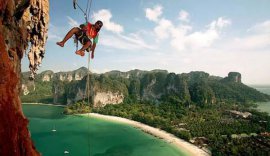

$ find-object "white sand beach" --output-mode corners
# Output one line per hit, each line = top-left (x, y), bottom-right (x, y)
(82, 113), (210, 156)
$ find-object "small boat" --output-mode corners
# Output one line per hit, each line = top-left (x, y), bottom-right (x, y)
(64, 150), (69, 154)
(51, 125), (56, 132)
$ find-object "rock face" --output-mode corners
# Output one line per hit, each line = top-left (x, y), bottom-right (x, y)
(40, 70), (54, 81)
(0, 0), (49, 155)
(24, 0), (49, 79)
(222, 72), (242, 83)
(94, 92), (124, 107)
(31, 67), (88, 82)
(21, 67), (89, 104)
(228, 72), (241, 83)
(21, 68), (270, 107)
(22, 84), (30, 95)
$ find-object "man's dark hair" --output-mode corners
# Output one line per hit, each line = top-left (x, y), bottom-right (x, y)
(96, 20), (103, 27)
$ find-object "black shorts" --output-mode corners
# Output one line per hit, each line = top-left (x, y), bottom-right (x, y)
(75, 28), (91, 45)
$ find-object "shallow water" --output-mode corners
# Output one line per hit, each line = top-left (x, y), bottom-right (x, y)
(256, 101), (270, 114)
(23, 104), (188, 156)
(252, 86), (270, 114)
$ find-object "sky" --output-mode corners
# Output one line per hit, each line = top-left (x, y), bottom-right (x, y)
(21, 0), (270, 85)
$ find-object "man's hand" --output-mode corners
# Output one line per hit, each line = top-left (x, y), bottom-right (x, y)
(90, 43), (96, 59)
(91, 51), (94, 59)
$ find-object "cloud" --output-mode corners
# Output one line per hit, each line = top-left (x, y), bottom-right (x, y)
(67, 16), (79, 27)
(145, 5), (163, 22)
(47, 18), (79, 42)
(176, 18), (230, 50)
(100, 32), (156, 50)
(169, 25), (192, 51)
(231, 35), (270, 50)
(209, 17), (231, 29)
(145, 6), (232, 51)
(248, 20), (270, 33)
(92, 9), (124, 34)
(185, 28), (219, 48)
(48, 33), (61, 41)
(178, 10), (189, 22)
(189, 20), (270, 84)
(147, 10), (231, 51)
(154, 18), (173, 40)
(47, 24), (62, 41)
(220, 20), (270, 51)
(91, 9), (154, 51)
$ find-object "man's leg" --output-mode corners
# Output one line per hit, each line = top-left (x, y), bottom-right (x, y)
(75, 41), (91, 56)
(57, 27), (80, 47)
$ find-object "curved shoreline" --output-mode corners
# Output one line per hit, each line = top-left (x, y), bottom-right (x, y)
(23, 103), (209, 155)
(81, 113), (209, 156)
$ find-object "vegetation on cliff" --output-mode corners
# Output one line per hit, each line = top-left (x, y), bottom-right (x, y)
(63, 101), (90, 115)
(21, 68), (270, 105)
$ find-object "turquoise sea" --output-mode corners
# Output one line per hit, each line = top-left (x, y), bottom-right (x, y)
(251, 85), (270, 114)
(23, 104), (188, 156)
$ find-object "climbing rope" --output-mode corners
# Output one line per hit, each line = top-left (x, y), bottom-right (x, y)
(73, 0), (94, 156)
(86, 51), (91, 156)
(73, 0), (93, 22)
(87, 0), (93, 22)
(73, 0), (93, 58)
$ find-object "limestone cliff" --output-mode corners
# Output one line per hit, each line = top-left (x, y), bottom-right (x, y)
(0, 0), (49, 155)
(227, 72), (242, 83)
(22, 67), (89, 82)
(54, 67), (88, 82)
(24, 0), (49, 79)
(93, 91), (124, 107)
(21, 68), (270, 107)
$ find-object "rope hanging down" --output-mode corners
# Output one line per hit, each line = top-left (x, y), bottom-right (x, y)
(73, 0), (93, 52)
(72, 0), (93, 106)
(73, 0), (93, 22)
(85, 50), (91, 156)
(73, 1), (94, 156)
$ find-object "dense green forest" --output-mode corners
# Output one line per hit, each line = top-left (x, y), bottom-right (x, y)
(93, 102), (270, 155)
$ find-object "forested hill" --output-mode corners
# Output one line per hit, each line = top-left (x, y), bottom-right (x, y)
(21, 68), (270, 106)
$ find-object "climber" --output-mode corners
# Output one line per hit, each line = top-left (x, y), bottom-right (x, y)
(56, 20), (103, 58)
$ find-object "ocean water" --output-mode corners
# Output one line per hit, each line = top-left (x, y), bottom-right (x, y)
(23, 104), (188, 156)
(251, 85), (270, 114)
(252, 85), (270, 95)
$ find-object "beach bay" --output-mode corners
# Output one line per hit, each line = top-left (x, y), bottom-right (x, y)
(23, 104), (188, 156)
